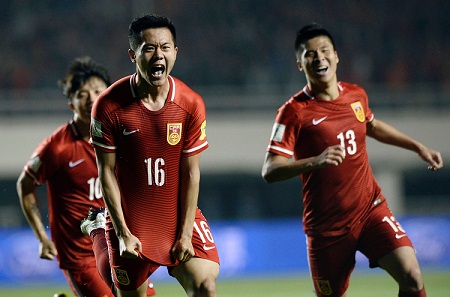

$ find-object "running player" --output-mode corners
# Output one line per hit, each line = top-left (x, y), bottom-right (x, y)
(17, 56), (156, 297)
(262, 23), (443, 297)
(17, 57), (115, 297)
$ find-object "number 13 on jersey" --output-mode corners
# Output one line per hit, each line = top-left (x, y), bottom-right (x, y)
(337, 129), (357, 156)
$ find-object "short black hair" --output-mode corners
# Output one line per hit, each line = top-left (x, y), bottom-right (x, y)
(295, 23), (336, 52)
(128, 14), (177, 51)
(58, 56), (111, 99)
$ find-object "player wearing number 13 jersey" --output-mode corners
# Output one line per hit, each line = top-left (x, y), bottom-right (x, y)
(262, 24), (443, 297)
(267, 82), (379, 237)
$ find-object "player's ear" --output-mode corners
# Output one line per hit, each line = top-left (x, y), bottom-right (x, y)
(297, 60), (303, 72)
(128, 49), (136, 63)
(68, 99), (75, 111)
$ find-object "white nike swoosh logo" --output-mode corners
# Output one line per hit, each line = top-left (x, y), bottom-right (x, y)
(123, 129), (139, 136)
(312, 116), (328, 125)
(395, 234), (407, 239)
(203, 244), (216, 251)
(69, 159), (85, 168)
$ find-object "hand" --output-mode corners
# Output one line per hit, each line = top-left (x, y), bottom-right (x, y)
(314, 145), (346, 168)
(118, 234), (142, 258)
(39, 237), (57, 260)
(171, 237), (195, 262)
(418, 146), (443, 171)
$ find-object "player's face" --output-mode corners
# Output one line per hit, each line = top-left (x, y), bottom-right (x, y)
(296, 36), (339, 86)
(130, 27), (178, 88)
(70, 76), (107, 124)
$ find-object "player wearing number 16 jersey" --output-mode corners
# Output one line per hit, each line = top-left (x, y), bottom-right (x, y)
(91, 14), (219, 297)
(262, 23), (443, 297)
(91, 73), (218, 265)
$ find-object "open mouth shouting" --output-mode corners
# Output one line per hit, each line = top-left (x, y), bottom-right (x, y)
(151, 64), (166, 79)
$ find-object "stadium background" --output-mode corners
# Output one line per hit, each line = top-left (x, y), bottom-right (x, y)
(0, 0), (449, 290)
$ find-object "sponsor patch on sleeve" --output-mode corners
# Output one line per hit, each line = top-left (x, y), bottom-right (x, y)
(200, 120), (207, 140)
(28, 154), (42, 173)
(91, 118), (103, 138)
(270, 123), (286, 142)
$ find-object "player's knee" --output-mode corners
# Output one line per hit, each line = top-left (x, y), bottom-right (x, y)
(194, 277), (217, 297)
(400, 267), (424, 291)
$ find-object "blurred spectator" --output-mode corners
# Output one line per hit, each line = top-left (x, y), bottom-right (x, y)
(0, 0), (448, 92)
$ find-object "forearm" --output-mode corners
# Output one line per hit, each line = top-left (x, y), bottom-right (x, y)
(99, 168), (130, 237)
(367, 119), (424, 153)
(17, 175), (49, 242)
(95, 149), (130, 238)
(178, 170), (199, 241)
(262, 153), (316, 183)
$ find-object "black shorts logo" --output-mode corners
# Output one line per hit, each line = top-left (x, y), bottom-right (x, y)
(114, 268), (130, 285)
(316, 279), (332, 295)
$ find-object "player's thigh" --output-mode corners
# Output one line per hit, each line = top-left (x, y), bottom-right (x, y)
(63, 266), (114, 297)
(171, 257), (219, 289)
(191, 209), (220, 264)
(358, 203), (413, 268)
(170, 211), (220, 290)
(378, 245), (422, 286)
(307, 233), (357, 297)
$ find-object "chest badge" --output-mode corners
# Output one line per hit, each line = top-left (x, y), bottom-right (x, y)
(167, 123), (182, 145)
(350, 101), (365, 122)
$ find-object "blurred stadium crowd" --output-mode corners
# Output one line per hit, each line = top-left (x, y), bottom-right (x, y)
(1, 0), (449, 92)
(0, 0), (449, 226)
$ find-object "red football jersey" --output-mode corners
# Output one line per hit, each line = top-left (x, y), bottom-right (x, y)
(24, 120), (105, 269)
(267, 82), (383, 236)
(91, 74), (208, 265)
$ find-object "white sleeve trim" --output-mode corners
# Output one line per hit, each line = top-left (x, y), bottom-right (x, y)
(183, 141), (208, 154)
(91, 140), (116, 151)
(268, 145), (294, 156)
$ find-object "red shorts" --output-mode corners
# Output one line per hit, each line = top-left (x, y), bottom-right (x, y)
(62, 264), (113, 297)
(107, 209), (220, 291)
(306, 201), (413, 297)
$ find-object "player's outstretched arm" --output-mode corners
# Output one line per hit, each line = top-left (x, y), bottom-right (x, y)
(16, 172), (57, 260)
(366, 118), (443, 171)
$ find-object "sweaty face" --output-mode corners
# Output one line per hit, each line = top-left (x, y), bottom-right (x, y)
(297, 36), (339, 86)
(70, 76), (107, 123)
(132, 28), (178, 87)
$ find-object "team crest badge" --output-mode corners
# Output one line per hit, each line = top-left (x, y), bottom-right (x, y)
(114, 268), (130, 285)
(350, 101), (365, 122)
(167, 123), (182, 145)
(315, 279), (333, 295)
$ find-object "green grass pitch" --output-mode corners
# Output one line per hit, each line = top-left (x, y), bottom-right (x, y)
(0, 270), (448, 296)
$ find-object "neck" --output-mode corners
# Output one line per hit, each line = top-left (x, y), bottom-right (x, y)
(136, 75), (170, 111)
(73, 117), (90, 140)
(308, 80), (339, 101)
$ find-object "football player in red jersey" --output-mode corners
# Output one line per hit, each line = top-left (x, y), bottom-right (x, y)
(17, 57), (156, 297)
(262, 23), (443, 297)
(91, 14), (219, 297)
